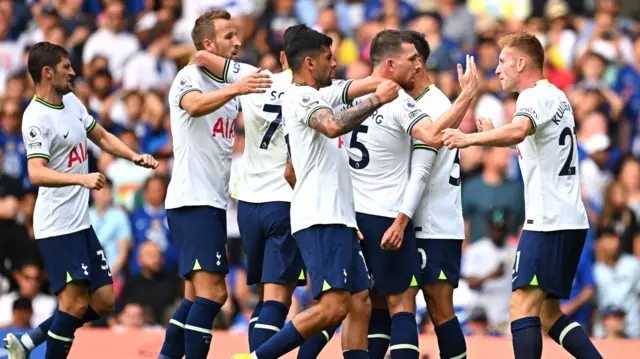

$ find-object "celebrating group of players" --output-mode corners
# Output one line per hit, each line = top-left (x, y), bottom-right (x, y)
(4, 6), (606, 359)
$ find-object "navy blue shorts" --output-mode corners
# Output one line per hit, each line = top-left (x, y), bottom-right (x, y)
(417, 239), (462, 288)
(512, 229), (587, 299)
(294, 224), (370, 299)
(37, 227), (113, 294)
(357, 213), (422, 296)
(237, 201), (305, 286)
(167, 206), (228, 279)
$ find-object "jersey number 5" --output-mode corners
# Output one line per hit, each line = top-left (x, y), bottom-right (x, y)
(349, 125), (370, 169)
(558, 126), (576, 176)
(261, 104), (283, 149)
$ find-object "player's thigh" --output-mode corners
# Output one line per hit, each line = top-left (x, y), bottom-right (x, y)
(37, 229), (96, 296)
(417, 239), (462, 290)
(294, 224), (369, 299)
(356, 212), (421, 297)
(512, 229), (587, 301)
(167, 206), (229, 280)
(85, 227), (115, 294)
(260, 201), (305, 287)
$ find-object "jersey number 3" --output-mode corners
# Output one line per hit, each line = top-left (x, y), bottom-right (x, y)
(261, 104), (283, 149)
(558, 126), (576, 176)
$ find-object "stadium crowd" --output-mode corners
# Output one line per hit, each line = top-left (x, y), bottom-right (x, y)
(0, 0), (639, 345)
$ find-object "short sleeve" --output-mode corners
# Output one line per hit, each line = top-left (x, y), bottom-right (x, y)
(175, 67), (203, 110)
(514, 89), (542, 135)
(395, 94), (429, 135)
(22, 112), (52, 161)
(318, 79), (353, 108)
(223, 59), (259, 84)
(294, 87), (333, 126)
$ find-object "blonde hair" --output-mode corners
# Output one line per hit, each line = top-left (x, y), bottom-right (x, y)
(498, 32), (545, 70)
(191, 9), (232, 50)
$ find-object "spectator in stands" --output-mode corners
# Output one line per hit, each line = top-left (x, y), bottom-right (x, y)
(600, 306), (627, 339)
(0, 144), (22, 223)
(593, 227), (640, 338)
(88, 67), (115, 116)
(255, 0), (300, 57)
(0, 261), (55, 328)
(462, 147), (525, 242)
(616, 155), (640, 219)
(115, 302), (146, 329)
(408, 12), (459, 72)
(82, 0), (140, 83)
(462, 207), (516, 335)
(437, 0), (476, 50)
(0, 2), (24, 95)
(599, 181), (640, 256)
(129, 175), (177, 275)
(0, 99), (29, 189)
(581, 133), (613, 211)
(122, 21), (177, 93)
(90, 178), (132, 278)
(104, 130), (154, 210)
(5, 297), (32, 330)
(19, 3), (59, 48)
(119, 241), (181, 326)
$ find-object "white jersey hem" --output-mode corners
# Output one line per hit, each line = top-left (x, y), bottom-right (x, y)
(522, 224), (590, 232)
(233, 194), (291, 204)
(165, 202), (227, 211)
(415, 234), (465, 240)
(291, 221), (357, 236)
(35, 223), (91, 240)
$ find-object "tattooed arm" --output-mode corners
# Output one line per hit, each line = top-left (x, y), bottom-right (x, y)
(308, 80), (400, 138)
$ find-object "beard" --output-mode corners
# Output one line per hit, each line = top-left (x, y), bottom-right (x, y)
(54, 82), (73, 96)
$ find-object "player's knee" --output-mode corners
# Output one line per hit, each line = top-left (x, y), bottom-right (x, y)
(350, 290), (371, 317)
(192, 271), (228, 303)
(60, 294), (90, 317)
(539, 300), (563, 332)
(510, 287), (544, 321)
(319, 291), (351, 326)
(94, 292), (115, 316)
(424, 285), (455, 325)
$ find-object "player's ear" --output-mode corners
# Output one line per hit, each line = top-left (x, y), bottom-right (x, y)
(304, 56), (315, 70)
(42, 66), (53, 80)
(516, 57), (526, 72)
(202, 38), (214, 52)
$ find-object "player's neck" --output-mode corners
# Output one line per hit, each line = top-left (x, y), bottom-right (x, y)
(34, 84), (63, 106)
(518, 70), (545, 92)
(292, 72), (320, 90)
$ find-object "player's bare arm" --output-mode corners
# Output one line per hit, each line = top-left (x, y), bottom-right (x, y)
(194, 50), (229, 77)
(27, 157), (106, 189)
(180, 69), (271, 118)
(345, 77), (384, 102)
(284, 159), (296, 188)
(410, 55), (479, 147)
(442, 115), (533, 149)
(309, 80), (399, 138)
(87, 123), (159, 169)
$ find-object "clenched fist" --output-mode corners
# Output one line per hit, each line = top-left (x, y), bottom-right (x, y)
(133, 154), (159, 169)
(81, 172), (106, 190)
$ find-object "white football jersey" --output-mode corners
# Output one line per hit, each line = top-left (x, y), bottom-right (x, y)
(222, 59), (353, 204)
(341, 89), (429, 218)
(22, 94), (96, 239)
(165, 64), (239, 210)
(412, 85), (465, 239)
(282, 84), (357, 233)
(514, 79), (589, 231)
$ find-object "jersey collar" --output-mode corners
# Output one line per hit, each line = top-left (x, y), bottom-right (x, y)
(415, 84), (435, 101)
(534, 79), (550, 86)
(33, 95), (64, 110)
(198, 66), (225, 83)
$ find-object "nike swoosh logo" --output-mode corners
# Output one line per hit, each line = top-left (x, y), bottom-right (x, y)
(512, 276), (518, 283)
(63, 131), (69, 138)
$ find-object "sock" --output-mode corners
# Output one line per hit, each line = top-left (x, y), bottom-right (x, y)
(248, 301), (264, 348)
(21, 306), (101, 351)
(548, 314), (602, 359)
(511, 317), (542, 359)
(45, 310), (84, 359)
(343, 349), (369, 358)
(254, 321), (305, 359)
(184, 297), (221, 359)
(296, 325), (338, 359)
(434, 317), (467, 359)
(159, 298), (193, 359)
(389, 312), (419, 359)
(251, 300), (288, 352)
(368, 308), (391, 359)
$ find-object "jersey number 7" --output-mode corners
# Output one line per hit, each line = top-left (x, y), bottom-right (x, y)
(261, 104), (283, 149)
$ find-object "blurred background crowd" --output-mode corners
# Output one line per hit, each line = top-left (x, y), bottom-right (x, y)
(0, 0), (639, 345)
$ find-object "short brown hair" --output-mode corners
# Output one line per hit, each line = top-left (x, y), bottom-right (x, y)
(191, 9), (231, 51)
(498, 32), (544, 70)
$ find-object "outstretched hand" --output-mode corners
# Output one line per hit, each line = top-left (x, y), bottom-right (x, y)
(234, 68), (272, 95)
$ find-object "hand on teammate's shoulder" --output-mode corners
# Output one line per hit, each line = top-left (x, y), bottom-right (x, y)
(374, 80), (400, 104)
(233, 68), (273, 95)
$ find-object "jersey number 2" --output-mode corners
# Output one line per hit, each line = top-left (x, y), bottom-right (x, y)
(349, 125), (370, 169)
(261, 104), (283, 149)
(558, 126), (576, 176)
